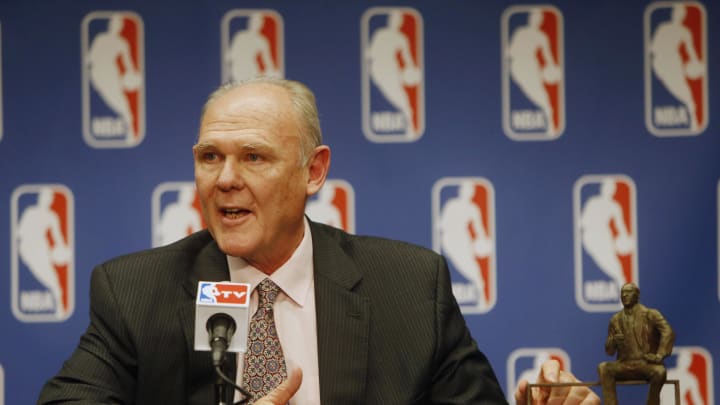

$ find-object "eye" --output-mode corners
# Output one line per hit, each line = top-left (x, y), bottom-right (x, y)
(193, 144), (221, 164)
(246, 153), (262, 162)
(201, 151), (219, 162)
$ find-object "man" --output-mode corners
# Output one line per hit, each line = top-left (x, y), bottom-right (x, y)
(598, 283), (675, 405)
(38, 78), (598, 404)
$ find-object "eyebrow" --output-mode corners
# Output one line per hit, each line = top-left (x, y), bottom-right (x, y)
(192, 142), (213, 151)
(192, 142), (270, 152)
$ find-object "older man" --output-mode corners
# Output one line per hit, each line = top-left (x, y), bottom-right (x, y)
(38, 78), (598, 405)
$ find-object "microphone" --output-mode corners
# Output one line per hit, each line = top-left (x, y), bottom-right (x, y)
(207, 313), (236, 366)
(194, 281), (251, 364)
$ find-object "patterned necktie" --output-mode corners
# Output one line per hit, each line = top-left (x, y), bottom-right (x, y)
(242, 278), (288, 403)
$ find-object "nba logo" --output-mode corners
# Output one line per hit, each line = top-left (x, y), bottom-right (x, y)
(661, 346), (714, 405)
(221, 9), (284, 83)
(502, 5), (565, 140)
(506, 348), (570, 404)
(645, 2), (708, 136)
(574, 175), (638, 312)
(198, 282), (217, 303)
(305, 179), (355, 233)
(10, 184), (75, 322)
(361, 7), (425, 143)
(82, 11), (145, 148)
(152, 182), (206, 247)
(432, 177), (496, 314)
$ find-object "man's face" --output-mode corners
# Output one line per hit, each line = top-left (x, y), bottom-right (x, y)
(620, 285), (639, 308)
(194, 83), (323, 272)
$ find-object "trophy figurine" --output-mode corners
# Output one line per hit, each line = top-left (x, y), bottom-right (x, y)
(598, 283), (675, 405)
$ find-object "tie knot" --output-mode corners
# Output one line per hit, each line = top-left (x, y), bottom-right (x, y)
(256, 278), (280, 306)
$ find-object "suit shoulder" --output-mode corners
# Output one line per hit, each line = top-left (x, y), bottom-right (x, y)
(312, 221), (441, 260)
(95, 230), (215, 277)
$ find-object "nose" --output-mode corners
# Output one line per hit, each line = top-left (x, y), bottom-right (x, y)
(216, 158), (244, 191)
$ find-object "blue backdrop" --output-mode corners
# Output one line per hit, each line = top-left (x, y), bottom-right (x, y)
(0, 1), (718, 404)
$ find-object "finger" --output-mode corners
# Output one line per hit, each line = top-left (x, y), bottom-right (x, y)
(548, 371), (599, 405)
(545, 371), (571, 405)
(537, 359), (561, 384)
(580, 392), (601, 405)
(524, 359), (561, 404)
(513, 379), (528, 405)
(256, 368), (303, 405)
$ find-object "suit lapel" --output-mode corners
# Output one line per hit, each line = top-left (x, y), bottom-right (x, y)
(311, 222), (370, 404)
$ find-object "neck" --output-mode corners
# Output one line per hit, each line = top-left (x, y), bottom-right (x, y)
(247, 221), (306, 275)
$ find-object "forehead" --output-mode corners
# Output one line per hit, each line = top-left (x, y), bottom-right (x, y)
(200, 83), (299, 137)
(621, 286), (638, 294)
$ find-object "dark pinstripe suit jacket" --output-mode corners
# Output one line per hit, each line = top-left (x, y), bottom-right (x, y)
(38, 221), (507, 404)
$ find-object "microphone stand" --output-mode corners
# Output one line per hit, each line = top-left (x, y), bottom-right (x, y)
(212, 353), (251, 405)
(208, 313), (251, 404)
(214, 361), (231, 405)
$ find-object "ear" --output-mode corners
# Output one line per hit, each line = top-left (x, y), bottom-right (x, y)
(306, 145), (331, 196)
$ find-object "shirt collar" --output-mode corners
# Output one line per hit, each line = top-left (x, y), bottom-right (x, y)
(226, 218), (314, 307)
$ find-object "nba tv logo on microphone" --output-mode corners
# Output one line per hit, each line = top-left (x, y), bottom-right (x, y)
(432, 177), (496, 314)
(644, 2), (707, 136)
(573, 175), (638, 312)
(501, 5), (565, 140)
(81, 11), (145, 148)
(198, 282), (249, 305)
(361, 7), (425, 143)
(10, 184), (75, 322)
(195, 282), (250, 353)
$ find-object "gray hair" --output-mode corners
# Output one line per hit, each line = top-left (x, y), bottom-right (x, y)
(200, 77), (323, 166)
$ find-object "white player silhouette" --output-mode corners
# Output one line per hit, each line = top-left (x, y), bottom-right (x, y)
(439, 182), (492, 309)
(227, 13), (280, 82)
(305, 186), (343, 230)
(17, 187), (70, 317)
(87, 13), (141, 142)
(157, 186), (202, 246)
(366, 10), (421, 137)
(650, 4), (705, 131)
(580, 179), (635, 290)
(661, 349), (705, 405)
(507, 8), (562, 136)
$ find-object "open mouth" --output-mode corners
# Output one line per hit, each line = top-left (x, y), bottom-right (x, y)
(221, 208), (251, 219)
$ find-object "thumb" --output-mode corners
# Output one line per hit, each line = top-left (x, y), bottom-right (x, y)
(255, 368), (303, 405)
(526, 359), (561, 405)
(538, 359), (560, 383)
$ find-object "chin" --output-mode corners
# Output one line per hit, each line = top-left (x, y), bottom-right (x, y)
(215, 237), (256, 258)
